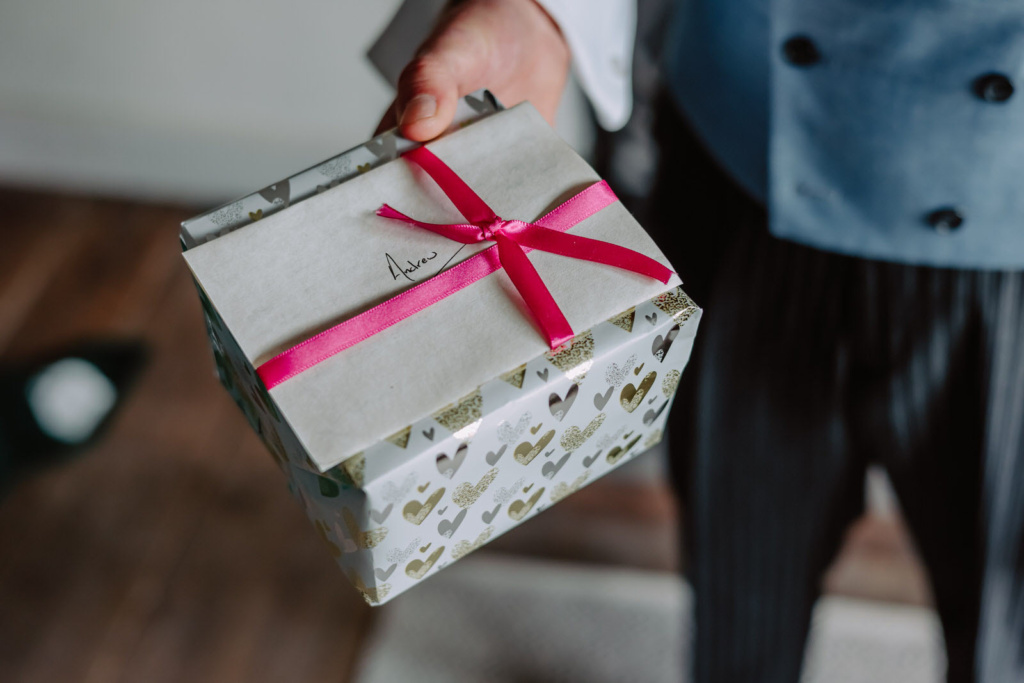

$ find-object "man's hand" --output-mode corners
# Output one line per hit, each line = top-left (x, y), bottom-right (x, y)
(376, 0), (571, 141)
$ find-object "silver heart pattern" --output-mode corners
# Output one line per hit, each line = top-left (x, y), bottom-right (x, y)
(548, 384), (578, 421)
(436, 443), (468, 479)
(652, 325), (680, 362)
(492, 478), (526, 506)
(422, 427), (435, 441)
(486, 444), (507, 465)
(465, 90), (499, 112)
(537, 368), (549, 382)
(542, 452), (572, 479)
(257, 179), (291, 208)
(594, 386), (614, 410)
(643, 401), (669, 425)
(604, 355), (637, 388)
(369, 503), (393, 524)
(365, 133), (398, 160)
(380, 473), (416, 504)
(497, 414), (531, 445)
(438, 509), (468, 538)
(646, 312), (657, 325)
(482, 504), (502, 523)
(386, 539), (420, 565)
(375, 564), (397, 581)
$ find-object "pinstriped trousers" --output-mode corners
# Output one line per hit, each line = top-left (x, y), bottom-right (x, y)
(651, 101), (1024, 683)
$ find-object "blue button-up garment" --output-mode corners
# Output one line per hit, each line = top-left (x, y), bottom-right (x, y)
(667, 0), (1024, 269)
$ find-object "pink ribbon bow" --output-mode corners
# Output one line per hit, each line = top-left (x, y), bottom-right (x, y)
(256, 146), (672, 389)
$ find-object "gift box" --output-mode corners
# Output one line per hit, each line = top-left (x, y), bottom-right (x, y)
(181, 92), (701, 605)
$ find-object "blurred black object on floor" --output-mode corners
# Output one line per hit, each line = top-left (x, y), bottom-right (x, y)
(0, 340), (147, 494)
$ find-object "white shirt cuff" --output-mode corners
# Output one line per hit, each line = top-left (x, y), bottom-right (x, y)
(536, 0), (636, 130)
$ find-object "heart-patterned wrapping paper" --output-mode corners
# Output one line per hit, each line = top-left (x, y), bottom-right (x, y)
(181, 95), (701, 605)
(196, 278), (699, 605)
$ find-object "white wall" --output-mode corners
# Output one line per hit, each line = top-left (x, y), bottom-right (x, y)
(0, 0), (592, 204)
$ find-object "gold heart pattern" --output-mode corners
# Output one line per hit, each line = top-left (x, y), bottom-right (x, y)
(508, 487), (545, 521)
(385, 425), (412, 448)
(342, 508), (388, 549)
(341, 453), (365, 488)
(452, 468), (499, 508)
(514, 429), (556, 465)
(403, 488), (446, 525)
(607, 306), (635, 333)
(499, 364), (527, 388)
(606, 433), (643, 465)
(348, 570), (390, 605)
(662, 369), (681, 397)
(559, 413), (606, 451)
(550, 472), (589, 504)
(652, 288), (699, 322)
(405, 545), (445, 579)
(544, 331), (595, 382)
(432, 390), (483, 434)
(620, 371), (658, 413)
(451, 527), (495, 561)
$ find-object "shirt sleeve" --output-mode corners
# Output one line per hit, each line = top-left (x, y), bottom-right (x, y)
(367, 0), (637, 131)
(534, 0), (637, 130)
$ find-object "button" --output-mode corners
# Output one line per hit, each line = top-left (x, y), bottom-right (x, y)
(782, 36), (821, 66)
(973, 73), (1014, 103)
(926, 208), (964, 233)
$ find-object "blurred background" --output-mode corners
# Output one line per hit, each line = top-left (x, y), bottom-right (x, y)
(0, 1), (945, 681)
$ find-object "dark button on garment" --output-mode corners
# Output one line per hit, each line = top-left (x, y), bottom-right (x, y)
(926, 208), (965, 233)
(973, 73), (1015, 103)
(782, 36), (821, 67)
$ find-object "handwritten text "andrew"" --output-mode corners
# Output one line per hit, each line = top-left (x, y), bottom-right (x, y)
(386, 251), (438, 282)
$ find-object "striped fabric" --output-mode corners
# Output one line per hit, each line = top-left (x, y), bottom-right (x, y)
(650, 98), (1024, 683)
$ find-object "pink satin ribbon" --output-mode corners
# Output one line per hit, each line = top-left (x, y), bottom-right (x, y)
(257, 146), (672, 389)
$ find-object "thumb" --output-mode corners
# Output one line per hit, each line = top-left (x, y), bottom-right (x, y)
(394, 54), (461, 142)
(394, 12), (493, 142)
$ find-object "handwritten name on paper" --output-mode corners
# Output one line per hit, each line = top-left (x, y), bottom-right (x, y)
(386, 251), (439, 282)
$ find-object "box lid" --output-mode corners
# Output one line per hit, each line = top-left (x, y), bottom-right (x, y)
(183, 103), (680, 472)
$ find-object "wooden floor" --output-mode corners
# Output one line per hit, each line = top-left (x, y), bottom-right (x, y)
(0, 188), (931, 683)
(0, 189), (380, 683)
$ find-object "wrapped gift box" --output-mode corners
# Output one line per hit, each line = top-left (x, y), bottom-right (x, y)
(181, 93), (701, 605)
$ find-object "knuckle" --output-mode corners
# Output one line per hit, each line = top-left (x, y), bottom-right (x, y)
(399, 55), (446, 89)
